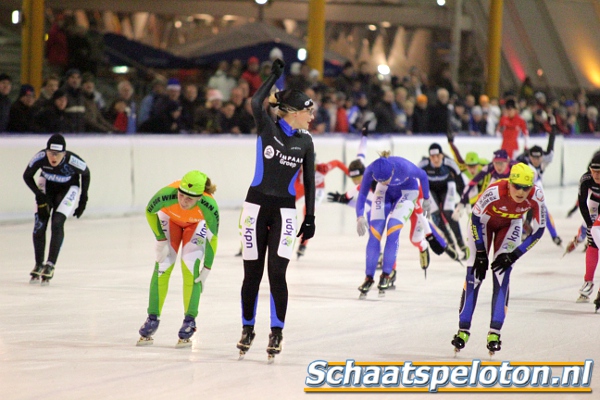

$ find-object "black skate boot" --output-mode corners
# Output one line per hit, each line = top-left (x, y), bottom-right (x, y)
(451, 330), (470, 354)
(377, 273), (393, 297)
(267, 329), (283, 363)
(594, 291), (600, 313)
(420, 248), (430, 278)
(137, 314), (160, 346)
(176, 316), (196, 348)
(358, 276), (374, 299)
(552, 236), (563, 247)
(486, 332), (502, 356)
(296, 244), (306, 259)
(30, 263), (44, 284)
(40, 263), (55, 286)
(237, 325), (256, 359)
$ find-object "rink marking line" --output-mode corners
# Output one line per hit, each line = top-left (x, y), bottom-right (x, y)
(304, 387), (592, 393)
(326, 361), (587, 366)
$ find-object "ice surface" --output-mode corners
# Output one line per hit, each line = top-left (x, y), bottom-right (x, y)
(0, 186), (598, 400)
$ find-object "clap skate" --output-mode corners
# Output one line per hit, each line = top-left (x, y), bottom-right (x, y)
(237, 326), (256, 360)
(40, 263), (55, 286)
(420, 249), (430, 279)
(594, 292), (600, 313)
(137, 315), (160, 346)
(266, 331), (283, 364)
(486, 332), (502, 357)
(175, 316), (196, 348)
(296, 244), (306, 259)
(451, 330), (470, 355)
(30, 263), (44, 284)
(358, 276), (375, 299)
(377, 270), (396, 297)
(577, 281), (594, 303)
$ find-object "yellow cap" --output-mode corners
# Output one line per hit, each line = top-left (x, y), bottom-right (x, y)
(509, 163), (534, 186)
(179, 170), (207, 196)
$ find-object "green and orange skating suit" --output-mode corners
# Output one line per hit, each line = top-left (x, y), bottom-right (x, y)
(145, 181), (219, 318)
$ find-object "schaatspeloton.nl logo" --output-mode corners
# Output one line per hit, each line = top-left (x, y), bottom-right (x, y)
(304, 359), (593, 393)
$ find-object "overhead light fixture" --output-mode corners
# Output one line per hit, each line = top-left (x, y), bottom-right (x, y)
(112, 66), (130, 74)
(12, 10), (20, 24)
(437, 0), (446, 5)
(255, 0), (268, 5)
(378, 64), (390, 75)
(298, 48), (307, 61)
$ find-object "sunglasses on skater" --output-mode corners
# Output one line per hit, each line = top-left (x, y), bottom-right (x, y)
(512, 183), (533, 191)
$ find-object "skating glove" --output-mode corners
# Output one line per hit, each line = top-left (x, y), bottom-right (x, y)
(361, 127), (369, 137)
(357, 216), (369, 236)
(491, 252), (518, 274)
(327, 191), (349, 204)
(271, 59), (285, 79)
(422, 198), (431, 218)
(73, 195), (87, 218)
(155, 240), (169, 263)
(473, 250), (488, 281)
(194, 267), (211, 292)
(35, 192), (48, 206)
(425, 234), (445, 255)
(452, 203), (465, 221)
(297, 215), (315, 240)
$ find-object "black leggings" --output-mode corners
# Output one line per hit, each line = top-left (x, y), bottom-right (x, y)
(241, 203), (293, 330)
(33, 189), (69, 265)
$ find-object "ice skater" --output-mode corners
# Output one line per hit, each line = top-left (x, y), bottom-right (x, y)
(237, 58), (316, 362)
(355, 152), (431, 298)
(137, 170), (219, 347)
(451, 163), (546, 355)
(23, 134), (90, 285)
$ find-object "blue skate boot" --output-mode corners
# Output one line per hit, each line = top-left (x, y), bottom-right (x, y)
(176, 316), (196, 348)
(137, 314), (160, 346)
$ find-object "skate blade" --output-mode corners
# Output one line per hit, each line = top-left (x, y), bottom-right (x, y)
(29, 278), (41, 284)
(40, 280), (50, 286)
(358, 292), (367, 300)
(576, 296), (590, 303)
(136, 337), (154, 346)
(378, 290), (386, 297)
(267, 354), (275, 364)
(238, 350), (247, 360)
(175, 339), (192, 348)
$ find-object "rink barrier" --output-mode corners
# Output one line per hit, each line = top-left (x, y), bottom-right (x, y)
(0, 134), (596, 222)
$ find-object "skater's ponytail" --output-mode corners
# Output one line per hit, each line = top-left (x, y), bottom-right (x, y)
(204, 177), (217, 195)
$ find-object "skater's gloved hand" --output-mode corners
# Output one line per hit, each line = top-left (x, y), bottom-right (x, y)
(297, 215), (315, 240)
(422, 198), (431, 218)
(361, 127), (369, 137)
(271, 59), (285, 78)
(35, 192), (49, 206)
(194, 267), (211, 292)
(473, 250), (488, 280)
(452, 203), (465, 221)
(426, 234), (445, 255)
(327, 191), (349, 204)
(357, 216), (369, 236)
(491, 252), (518, 274)
(155, 240), (169, 263)
(73, 195), (87, 218)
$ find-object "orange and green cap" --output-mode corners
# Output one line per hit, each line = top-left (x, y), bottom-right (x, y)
(179, 170), (207, 197)
(509, 163), (534, 186)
